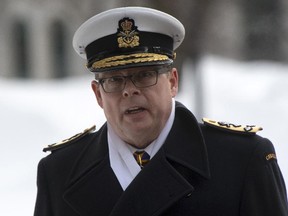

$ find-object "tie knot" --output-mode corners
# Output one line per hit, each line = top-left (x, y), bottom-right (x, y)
(133, 151), (150, 168)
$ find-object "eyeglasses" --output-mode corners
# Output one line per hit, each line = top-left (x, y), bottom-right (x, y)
(96, 65), (172, 93)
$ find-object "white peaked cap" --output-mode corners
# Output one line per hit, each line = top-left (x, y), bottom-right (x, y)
(73, 7), (185, 72)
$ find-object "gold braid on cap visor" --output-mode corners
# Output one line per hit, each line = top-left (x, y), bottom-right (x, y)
(89, 53), (170, 70)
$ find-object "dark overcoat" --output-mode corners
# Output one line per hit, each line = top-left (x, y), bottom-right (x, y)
(34, 102), (288, 216)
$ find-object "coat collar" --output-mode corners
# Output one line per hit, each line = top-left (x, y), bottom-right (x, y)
(164, 101), (210, 179)
(63, 102), (210, 216)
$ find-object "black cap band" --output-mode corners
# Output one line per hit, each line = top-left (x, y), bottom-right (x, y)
(85, 31), (174, 69)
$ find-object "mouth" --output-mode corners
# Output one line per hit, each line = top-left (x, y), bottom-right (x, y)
(125, 107), (146, 114)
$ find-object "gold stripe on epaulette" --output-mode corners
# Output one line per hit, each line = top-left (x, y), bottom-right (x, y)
(202, 118), (263, 134)
(266, 153), (277, 161)
(43, 125), (96, 152)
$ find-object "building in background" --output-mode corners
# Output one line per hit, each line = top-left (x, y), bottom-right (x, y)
(0, 0), (288, 79)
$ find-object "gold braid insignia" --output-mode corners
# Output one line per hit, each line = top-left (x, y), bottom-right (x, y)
(91, 53), (169, 70)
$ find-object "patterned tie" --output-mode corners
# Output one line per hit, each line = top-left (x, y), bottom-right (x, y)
(133, 151), (150, 168)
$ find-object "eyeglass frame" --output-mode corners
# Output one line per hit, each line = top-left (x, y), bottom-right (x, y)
(95, 64), (173, 93)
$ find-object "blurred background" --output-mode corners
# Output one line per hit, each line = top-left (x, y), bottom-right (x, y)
(0, 0), (287, 215)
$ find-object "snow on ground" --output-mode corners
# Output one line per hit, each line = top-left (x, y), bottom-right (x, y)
(0, 56), (287, 215)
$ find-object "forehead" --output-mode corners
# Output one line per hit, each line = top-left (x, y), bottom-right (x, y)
(96, 65), (160, 78)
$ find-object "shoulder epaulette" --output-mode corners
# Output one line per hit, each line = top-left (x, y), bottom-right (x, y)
(43, 125), (96, 152)
(202, 118), (263, 135)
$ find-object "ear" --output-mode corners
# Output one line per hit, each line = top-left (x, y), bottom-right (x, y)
(91, 80), (104, 108)
(169, 68), (179, 97)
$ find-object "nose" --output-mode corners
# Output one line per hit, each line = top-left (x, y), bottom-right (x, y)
(122, 79), (141, 97)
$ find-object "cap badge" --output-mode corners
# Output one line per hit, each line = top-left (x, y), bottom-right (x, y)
(117, 18), (140, 48)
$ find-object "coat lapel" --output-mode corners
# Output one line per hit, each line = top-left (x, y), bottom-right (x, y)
(109, 149), (195, 216)
(63, 124), (123, 216)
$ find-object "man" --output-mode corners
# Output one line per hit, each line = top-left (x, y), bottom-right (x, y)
(34, 6), (288, 216)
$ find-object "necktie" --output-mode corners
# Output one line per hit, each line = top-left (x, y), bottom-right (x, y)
(133, 151), (150, 168)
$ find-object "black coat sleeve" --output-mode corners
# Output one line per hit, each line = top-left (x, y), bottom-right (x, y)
(240, 138), (288, 216)
(34, 158), (53, 216)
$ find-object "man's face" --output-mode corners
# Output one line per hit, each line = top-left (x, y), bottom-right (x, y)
(91, 65), (178, 148)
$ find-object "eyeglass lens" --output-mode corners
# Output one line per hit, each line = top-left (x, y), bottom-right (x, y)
(100, 70), (157, 93)
(99, 66), (171, 93)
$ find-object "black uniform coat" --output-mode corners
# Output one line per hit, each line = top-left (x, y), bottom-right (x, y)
(34, 102), (288, 216)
